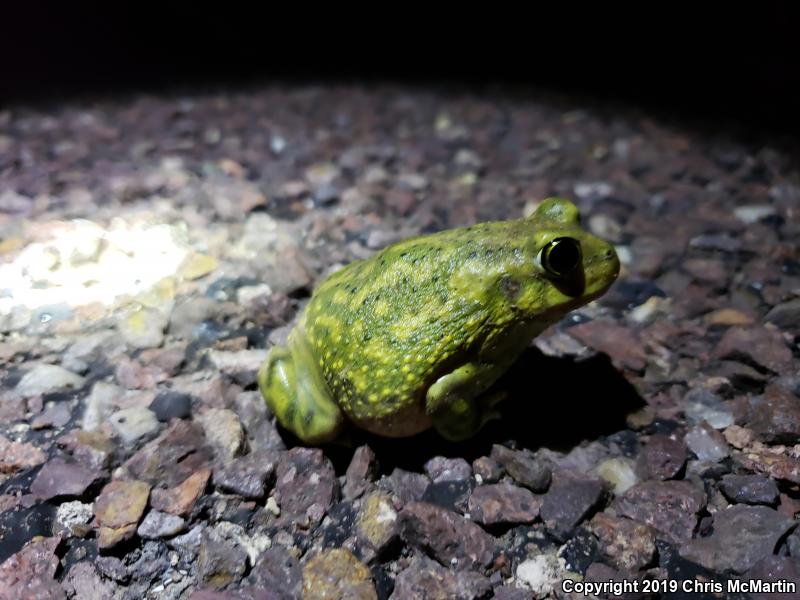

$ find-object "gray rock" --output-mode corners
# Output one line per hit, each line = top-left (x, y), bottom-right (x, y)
(109, 407), (160, 444)
(719, 474), (779, 506)
(30, 457), (104, 500)
(95, 556), (128, 582)
(467, 483), (541, 526)
(198, 526), (249, 589)
(635, 434), (687, 480)
(490, 444), (552, 492)
(613, 480), (706, 544)
(343, 445), (379, 500)
(248, 546), (301, 599)
(61, 562), (122, 600)
(765, 299), (800, 330)
(149, 391), (193, 421)
(118, 307), (169, 349)
(234, 391), (286, 452)
(167, 525), (205, 560)
(423, 456), (472, 483)
(682, 388), (735, 429)
(685, 422), (730, 462)
(390, 556), (491, 600)
(169, 297), (220, 339)
(136, 510), (186, 539)
(680, 505), (795, 573)
(213, 450), (280, 499)
(399, 501), (497, 570)
(82, 381), (122, 432)
(197, 408), (245, 462)
(15, 363), (85, 397)
(539, 469), (605, 541)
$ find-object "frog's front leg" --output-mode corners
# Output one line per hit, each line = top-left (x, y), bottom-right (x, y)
(425, 361), (505, 441)
(258, 332), (344, 444)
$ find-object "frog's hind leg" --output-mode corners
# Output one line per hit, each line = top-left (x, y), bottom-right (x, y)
(258, 338), (344, 444)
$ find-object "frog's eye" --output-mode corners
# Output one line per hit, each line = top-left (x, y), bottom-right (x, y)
(540, 237), (582, 277)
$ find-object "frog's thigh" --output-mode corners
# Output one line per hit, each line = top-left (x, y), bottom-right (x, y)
(259, 344), (344, 444)
(426, 362), (501, 441)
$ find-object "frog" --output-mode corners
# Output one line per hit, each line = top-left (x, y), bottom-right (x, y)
(258, 197), (620, 444)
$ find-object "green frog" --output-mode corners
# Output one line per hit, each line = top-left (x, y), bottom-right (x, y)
(258, 198), (620, 443)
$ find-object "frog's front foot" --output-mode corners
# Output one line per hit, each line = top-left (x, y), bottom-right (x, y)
(259, 341), (344, 445)
(425, 363), (505, 442)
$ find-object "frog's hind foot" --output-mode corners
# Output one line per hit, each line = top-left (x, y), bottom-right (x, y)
(259, 344), (344, 445)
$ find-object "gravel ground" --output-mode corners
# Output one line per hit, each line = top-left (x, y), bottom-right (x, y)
(0, 86), (798, 599)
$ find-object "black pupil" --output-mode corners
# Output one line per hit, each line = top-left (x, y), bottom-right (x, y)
(547, 238), (580, 274)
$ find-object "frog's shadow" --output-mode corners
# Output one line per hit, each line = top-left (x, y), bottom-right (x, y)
(323, 347), (646, 475)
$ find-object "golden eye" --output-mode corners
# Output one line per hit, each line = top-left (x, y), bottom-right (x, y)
(540, 237), (582, 276)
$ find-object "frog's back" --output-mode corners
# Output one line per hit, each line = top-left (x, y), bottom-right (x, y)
(299, 221), (526, 433)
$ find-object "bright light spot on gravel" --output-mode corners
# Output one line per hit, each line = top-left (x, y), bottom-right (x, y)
(0, 218), (189, 313)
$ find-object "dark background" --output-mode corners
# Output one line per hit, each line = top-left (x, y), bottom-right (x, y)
(2, 5), (799, 141)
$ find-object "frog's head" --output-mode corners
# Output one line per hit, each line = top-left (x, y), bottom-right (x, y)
(512, 197), (620, 321)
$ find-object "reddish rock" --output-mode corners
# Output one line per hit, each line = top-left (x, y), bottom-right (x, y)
(472, 456), (503, 483)
(0, 536), (63, 600)
(424, 456), (472, 483)
(212, 450), (280, 499)
(467, 483), (541, 526)
(587, 512), (656, 571)
(122, 419), (211, 486)
(392, 556), (491, 600)
(342, 445), (379, 500)
(737, 383), (800, 445)
(713, 325), (793, 375)
(613, 480), (706, 543)
(150, 467), (211, 516)
(0, 435), (46, 474)
(635, 434), (687, 480)
(568, 320), (648, 371)
(399, 501), (497, 570)
(734, 445), (800, 484)
(56, 429), (114, 470)
(274, 448), (338, 528)
(539, 469), (605, 541)
(30, 457), (104, 500)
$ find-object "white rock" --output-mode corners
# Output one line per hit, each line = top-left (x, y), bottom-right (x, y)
(15, 363), (85, 397)
(734, 204), (776, 224)
(57, 500), (93, 531)
(515, 552), (564, 598)
(109, 406), (159, 444)
(83, 381), (123, 432)
(594, 457), (638, 496)
(208, 349), (268, 374)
